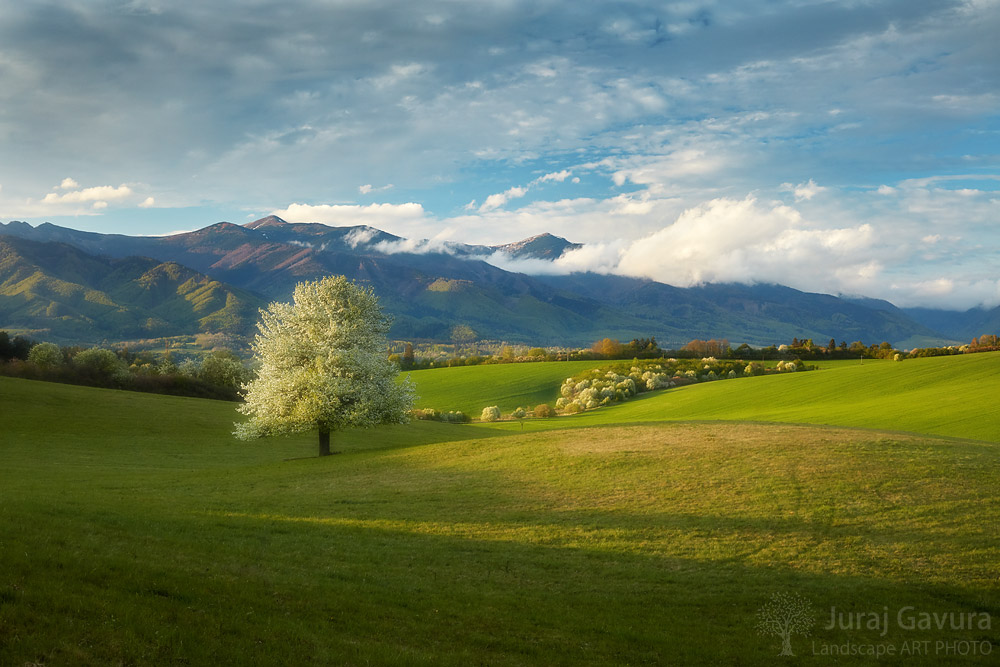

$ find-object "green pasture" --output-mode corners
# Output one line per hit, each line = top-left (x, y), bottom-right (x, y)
(406, 360), (600, 415)
(415, 353), (1000, 443)
(1, 353), (998, 664)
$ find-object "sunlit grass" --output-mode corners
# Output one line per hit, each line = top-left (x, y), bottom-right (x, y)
(1, 355), (999, 664)
(471, 353), (1000, 442)
(404, 359), (603, 415)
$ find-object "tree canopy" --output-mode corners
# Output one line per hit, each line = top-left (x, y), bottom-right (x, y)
(234, 276), (414, 456)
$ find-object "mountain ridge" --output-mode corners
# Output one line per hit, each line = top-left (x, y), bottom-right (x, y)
(0, 235), (263, 342)
(0, 217), (984, 346)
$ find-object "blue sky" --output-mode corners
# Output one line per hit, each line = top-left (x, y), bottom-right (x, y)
(1, 0), (998, 309)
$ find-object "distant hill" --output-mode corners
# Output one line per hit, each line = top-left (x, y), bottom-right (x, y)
(0, 236), (263, 342)
(0, 217), (972, 347)
(902, 305), (1000, 343)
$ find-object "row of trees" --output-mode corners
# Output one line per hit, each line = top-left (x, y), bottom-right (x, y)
(0, 334), (252, 400)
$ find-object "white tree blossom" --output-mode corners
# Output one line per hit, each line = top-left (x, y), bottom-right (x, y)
(234, 275), (414, 456)
(481, 405), (501, 422)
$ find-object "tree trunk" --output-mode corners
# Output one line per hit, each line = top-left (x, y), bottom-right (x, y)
(318, 426), (331, 457)
(779, 633), (794, 656)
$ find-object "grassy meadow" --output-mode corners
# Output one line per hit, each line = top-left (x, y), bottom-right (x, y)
(406, 360), (602, 416)
(1, 353), (998, 664)
(413, 353), (1000, 442)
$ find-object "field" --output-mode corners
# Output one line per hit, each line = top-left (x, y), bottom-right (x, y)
(410, 354), (1000, 442)
(1, 354), (998, 664)
(406, 360), (602, 415)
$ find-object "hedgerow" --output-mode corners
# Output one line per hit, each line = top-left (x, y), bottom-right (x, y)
(556, 357), (808, 414)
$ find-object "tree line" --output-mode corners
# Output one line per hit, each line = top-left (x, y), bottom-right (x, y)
(0, 332), (251, 400)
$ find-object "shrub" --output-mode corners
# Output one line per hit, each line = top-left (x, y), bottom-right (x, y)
(480, 405), (501, 422)
(511, 407), (527, 419)
(534, 403), (554, 418)
(73, 348), (129, 384)
(441, 411), (469, 423)
(411, 408), (469, 423)
(28, 342), (63, 369)
(199, 351), (253, 390)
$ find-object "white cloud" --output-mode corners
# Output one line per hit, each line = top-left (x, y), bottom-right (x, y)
(372, 233), (458, 256)
(781, 178), (827, 201)
(537, 170), (571, 183)
(0, 181), (154, 217)
(471, 195), (891, 303)
(344, 226), (379, 248)
(43, 184), (133, 204)
(479, 186), (527, 212)
(359, 183), (393, 195)
(476, 170), (575, 214)
(271, 202), (429, 235)
(139, 196), (156, 208)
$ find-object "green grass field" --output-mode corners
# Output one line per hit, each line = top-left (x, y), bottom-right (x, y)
(406, 360), (601, 415)
(414, 353), (1000, 443)
(1, 354), (998, 664)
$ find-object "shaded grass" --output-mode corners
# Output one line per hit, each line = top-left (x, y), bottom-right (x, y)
(1, 375), (998, 664)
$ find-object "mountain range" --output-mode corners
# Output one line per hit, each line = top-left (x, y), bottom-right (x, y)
(0, 216), (993, 348)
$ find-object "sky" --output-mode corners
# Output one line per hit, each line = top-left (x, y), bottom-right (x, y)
(1, 0), (998, 310)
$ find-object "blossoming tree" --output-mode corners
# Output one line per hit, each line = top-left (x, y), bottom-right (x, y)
(234, 276), (414, 456)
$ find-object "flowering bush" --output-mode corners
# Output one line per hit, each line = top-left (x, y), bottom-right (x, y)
(554, 355), (810, 414)
(412, 408), (469, 423)
(481, 405), (501, 422)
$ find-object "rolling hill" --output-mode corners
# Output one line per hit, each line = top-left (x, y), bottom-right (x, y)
(404, 351), (1000, 442)
(1, 352), (997, 664)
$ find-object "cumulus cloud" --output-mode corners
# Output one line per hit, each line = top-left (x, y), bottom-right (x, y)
(468, 194), (947, 306)
(479, 186), (527, 213)
(43, 184), (134, 204)
(537, 170), (571, 183)
(0, 181), (156, 217)
(272, 202), (428, 228)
